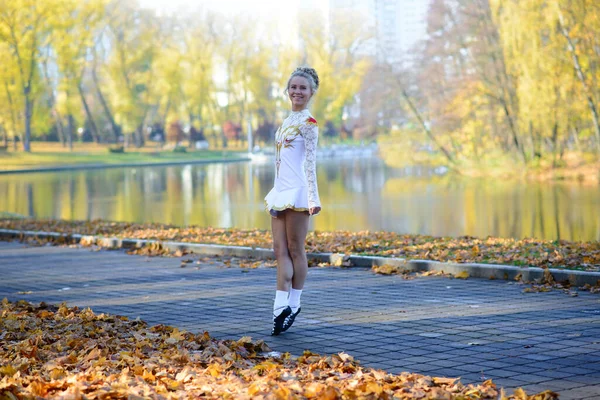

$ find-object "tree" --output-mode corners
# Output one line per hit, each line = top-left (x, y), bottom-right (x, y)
(299, 10), (373, 133)
(106, 0), (160, 148)
(0, 41), (22, 149)
(0, 0), (54, 151)
(177, 10), (219, 146)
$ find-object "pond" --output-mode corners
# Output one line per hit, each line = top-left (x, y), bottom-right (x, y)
(0, 157), (598, 241)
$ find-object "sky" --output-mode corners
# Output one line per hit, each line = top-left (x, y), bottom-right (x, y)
(138, 0), (327, 19)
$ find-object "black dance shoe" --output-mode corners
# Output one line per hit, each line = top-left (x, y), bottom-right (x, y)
(271, 306), (292, 336)
(281, 307), (301, 332)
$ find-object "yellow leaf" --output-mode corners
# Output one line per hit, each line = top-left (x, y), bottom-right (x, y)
(142, 370), (156, 383)
(365, 381), (383, 395)
(305, 382), (326, 398)
(0, 365), (17, 377)
(49, 367), (66, 380)
(432, 377), (458, 385)
(248, 383), (261, 396)
(512, 387), (528, 400)
(455, 271), (469, 279)
(237, 336), (252, 344)
(515, 273), (523, 281)
(273, 385), (291, 399)
(175, 367), (196, 382)
(206, 363), (222, 377)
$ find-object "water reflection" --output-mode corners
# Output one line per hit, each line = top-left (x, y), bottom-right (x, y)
(0, 158), (598, 241)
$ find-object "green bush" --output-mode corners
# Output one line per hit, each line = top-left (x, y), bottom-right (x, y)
(173, 146), (187, 153)
(108, 146), (125, 154)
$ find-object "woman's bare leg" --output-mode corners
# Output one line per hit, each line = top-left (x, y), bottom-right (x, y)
(285, 210), (310, 289)
(271, 212), (294, 291)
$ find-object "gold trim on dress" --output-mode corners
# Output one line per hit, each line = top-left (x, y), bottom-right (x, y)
(264, 199), (309, 213)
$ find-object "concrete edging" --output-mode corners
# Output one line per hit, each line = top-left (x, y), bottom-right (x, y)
(1, 228), (599, 286)
(0, 157), (250, 175)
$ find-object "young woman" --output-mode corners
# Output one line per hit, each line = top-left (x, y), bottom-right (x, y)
(264, 66), (321, 336)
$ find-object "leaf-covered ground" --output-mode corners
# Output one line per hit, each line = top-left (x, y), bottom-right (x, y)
(1, 218), (599, 271)
(0, 300), (557, 399)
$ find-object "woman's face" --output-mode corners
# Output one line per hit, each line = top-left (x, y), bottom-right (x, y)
(288, 76), (312, 110)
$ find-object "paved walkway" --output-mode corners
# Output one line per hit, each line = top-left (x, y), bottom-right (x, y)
(1, 241), (600, 399)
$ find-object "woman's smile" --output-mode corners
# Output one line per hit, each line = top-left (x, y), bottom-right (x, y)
(288, 76), (312, 111)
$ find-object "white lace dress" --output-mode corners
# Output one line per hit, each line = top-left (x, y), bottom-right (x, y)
(264, 109), (321, 216)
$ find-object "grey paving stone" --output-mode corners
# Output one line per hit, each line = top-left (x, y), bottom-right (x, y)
(2, 241), (600, 396)
(558, 387), (600, 400)
(541, 380), (593, 391)
(424, 368), (474, 378)
(484, 369), (520, 379)
(400, 356), (439, 364)
(519, 354), (559, 361)
(514, 374), (555, 384)
(491, 379), (529, 390)
(473, 360), (514, 369)
(579, 361), (600, 369)
(558, 366), (600, 375)
(428, 359), (465, 368)
(518, 384), (563, 395)
(470, 352), (503, 361)
(535, 370), (577, 379)
(503, 364), (547, 374)
(398, 348), (434, 356)
(450, 373), (487, 384)
(566, 373), (600, 384)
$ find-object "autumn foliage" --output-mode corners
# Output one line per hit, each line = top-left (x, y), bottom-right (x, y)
(0, 300), (558, 399)
(1, 218), (599, 271)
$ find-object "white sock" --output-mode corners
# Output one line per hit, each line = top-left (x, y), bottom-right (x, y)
(289, 288), (302, 313)
(273, 290), (289, 316)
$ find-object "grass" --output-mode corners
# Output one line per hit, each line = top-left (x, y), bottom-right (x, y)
(0, 142), (247, 171)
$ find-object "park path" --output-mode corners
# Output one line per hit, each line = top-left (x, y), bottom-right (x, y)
(1, 241), (600, 399)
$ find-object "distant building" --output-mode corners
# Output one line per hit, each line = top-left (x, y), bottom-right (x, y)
(329, 0), (432, 67)
(329, 0), (377, 57)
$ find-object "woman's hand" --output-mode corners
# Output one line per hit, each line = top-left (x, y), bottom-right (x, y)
(309, 207), (321, 216)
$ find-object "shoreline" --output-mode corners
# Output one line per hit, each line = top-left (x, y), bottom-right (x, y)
(0, 156), (250, 175)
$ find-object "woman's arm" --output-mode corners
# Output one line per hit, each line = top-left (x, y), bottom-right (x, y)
(302, 117), (321, 214)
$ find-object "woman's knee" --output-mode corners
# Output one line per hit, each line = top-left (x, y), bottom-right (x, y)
(287, 240), (305, 260)
(273, 241), (290, 259)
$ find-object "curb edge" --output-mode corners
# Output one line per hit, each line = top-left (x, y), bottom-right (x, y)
(1, 228), (598, 286)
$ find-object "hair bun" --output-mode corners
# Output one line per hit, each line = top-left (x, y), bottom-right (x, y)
(296, 67), (319, 89)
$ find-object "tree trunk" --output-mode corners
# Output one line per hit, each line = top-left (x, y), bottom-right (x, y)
(23, 95), (32, 152)
(558, 10), (600, 155)
(529, 120), (540, 160)
(41, 50), (66, 147)
(4, 80), (19, 151)
(54, 112), (67, 147)
(26, 184), (34, 218)
(67, 114), (74, 151)
(134, 125), (144, 148)
(1, 125), (7, 147)
(551, 122), (559, 168)
(501, 101), (526, 162)
(399, 87), (456, 166)
(572, 126), (581, 153)
(475, 0), (524, 161)
(78, 83), (101, 143)
(92, 67), (120, 143)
